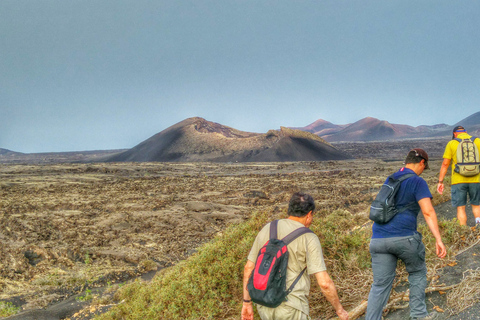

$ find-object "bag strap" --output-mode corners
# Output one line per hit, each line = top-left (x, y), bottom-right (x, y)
(285, 267), (308, 296)
(397, 202), (419, 214)
(268, 222), (314, 296)
(270, 220), (314, 243)
(282, 227), (314, 245)
(395, 173), (415, 182)
(269, 219), (279, 240)
(454, 137), (477, 143)
(394, 173), (416, 213)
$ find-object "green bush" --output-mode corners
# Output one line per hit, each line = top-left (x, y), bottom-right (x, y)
(97, 211), (271, 320)
(312, 209), (371, 270)
(96, 205), (475, 320)
(0, 301), (20, 317)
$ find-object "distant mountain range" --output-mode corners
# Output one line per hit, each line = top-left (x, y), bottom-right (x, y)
(2, 112), (479, 163)
(293, 111), (480, 142)
(107, 117), (350, 162)
(106, 112), (479, 162)
(0, 148), (23, 156)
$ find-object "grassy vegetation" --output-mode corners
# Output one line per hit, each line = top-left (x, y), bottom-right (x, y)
(95, 182), (479, 320)
(97, 210), (271, 320)
(2, 159), (470, 319)
(0, 301), (20, 317)
(76, 289), (95, 302)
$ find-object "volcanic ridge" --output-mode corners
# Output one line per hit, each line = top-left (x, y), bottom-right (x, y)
(107, 117), (350, 162)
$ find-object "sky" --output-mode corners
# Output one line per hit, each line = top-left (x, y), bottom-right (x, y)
(1, 1), (479, 153)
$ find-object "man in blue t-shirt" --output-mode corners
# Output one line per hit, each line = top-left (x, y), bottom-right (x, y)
(366, 148), (447, 320)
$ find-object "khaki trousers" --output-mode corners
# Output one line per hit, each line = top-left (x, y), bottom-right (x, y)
(257, 304), (310, 320)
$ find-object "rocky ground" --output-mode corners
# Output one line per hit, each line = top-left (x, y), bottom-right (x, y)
(2, 138), (475, 320)
(0, 159), (397, 319)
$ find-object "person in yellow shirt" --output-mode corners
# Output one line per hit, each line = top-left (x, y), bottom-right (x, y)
(437, 126), (480, 226)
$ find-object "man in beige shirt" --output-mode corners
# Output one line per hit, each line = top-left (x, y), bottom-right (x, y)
(241, 192), (348, 320)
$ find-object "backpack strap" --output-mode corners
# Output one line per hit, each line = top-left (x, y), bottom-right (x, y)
(453, 137), (477, 143)
(270, 220), (314, 242)
(281, 226), (314, 296)
(394, 173), (417, 213)
(397, 202), (419, 214)
(269, 220), (279, 240)
(396, 173), (415, 182)
(281, 226), (314, 245)
(285, 267), (308, 296)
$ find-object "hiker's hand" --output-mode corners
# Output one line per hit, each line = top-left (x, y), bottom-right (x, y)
(336, 307), (349, 320)
(241, 302), (253, 320)
(436, 240), (447, 259)
(437, 182), (444, 194)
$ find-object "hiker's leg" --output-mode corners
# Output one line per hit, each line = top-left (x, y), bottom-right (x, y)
(366, 239), (397, 320)
(397, 233), (428, 318)
(452, 184), (468, 225)
(468, 183), (480, 221)
(472, 205), (480, 220)
(456, 206), (467, 225)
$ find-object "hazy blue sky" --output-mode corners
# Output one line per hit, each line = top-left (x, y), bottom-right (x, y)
(1, 1), (479, 153)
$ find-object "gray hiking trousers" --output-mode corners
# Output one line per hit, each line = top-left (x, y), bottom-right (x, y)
(365, 233), (428, 320)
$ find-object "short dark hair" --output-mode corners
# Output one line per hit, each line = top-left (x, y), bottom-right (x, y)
(404, 148), (429, 169)
(288, 192), (315, 217)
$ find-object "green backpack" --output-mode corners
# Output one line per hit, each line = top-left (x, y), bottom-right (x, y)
(454, 136), (480, 177)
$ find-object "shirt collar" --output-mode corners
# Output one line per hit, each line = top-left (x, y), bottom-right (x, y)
(398, 167), (416, 175)
(457, 132), (471, 139)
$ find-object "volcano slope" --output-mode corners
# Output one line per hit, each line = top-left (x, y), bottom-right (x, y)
(106, 117), (350, 162)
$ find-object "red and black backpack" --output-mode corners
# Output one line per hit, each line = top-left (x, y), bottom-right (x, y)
(247, 220), (313, 308)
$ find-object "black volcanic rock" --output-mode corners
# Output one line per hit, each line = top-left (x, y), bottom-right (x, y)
(107, 118), (350, 162)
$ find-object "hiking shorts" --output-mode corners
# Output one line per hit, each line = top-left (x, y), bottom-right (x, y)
(451, 183), (480, 207)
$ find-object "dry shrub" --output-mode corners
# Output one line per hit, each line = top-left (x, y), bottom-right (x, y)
(446, 268), (480, 314)
(309, 261), (373, 318)
(137, 260), (158, 272)
(308, 209), (373, 318)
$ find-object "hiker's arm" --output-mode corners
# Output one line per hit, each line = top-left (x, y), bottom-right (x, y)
(419, 198), (447, 258)
(437, 158), (451, 194)
(241, 260), (255, 320)
(314, 271), (349, 320)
